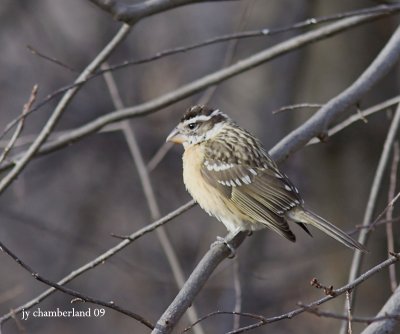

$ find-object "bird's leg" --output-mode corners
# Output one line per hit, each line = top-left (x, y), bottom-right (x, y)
(211, 227), (242, 258)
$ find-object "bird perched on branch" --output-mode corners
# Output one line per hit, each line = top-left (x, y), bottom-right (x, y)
(166, 105), (367, 252)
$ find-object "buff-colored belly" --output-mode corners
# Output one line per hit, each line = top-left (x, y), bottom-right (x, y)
(182, 145), (255, 232)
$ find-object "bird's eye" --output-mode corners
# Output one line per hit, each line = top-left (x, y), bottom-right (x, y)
(187, 123), (197, 130)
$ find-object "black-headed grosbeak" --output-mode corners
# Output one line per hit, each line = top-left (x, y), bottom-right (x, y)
(167, 105), (366, 252)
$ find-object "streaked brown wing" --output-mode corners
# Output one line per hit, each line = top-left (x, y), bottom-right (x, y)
(201, 155), (303, 241)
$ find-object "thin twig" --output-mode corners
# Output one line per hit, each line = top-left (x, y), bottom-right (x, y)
(183, 308), (400, 333)
(387, 141), (399, 292)
(346, 290), (353, 334)
(347, 215), (400, 236)
(308, 95), (400, 145)
(272, 103), (323, 114)
(147, 142), (173, 172)
(310, 278), (336, 296)
(27, 45), (77, 72)
(341, 100), (400, 333)
(0, 200), (195, 325)
(198, 0), (253, 105)
(0, 85), (38, 164)
(0, 240), (154, 329)
(101, 63), (204, 334)
(302, 305), (400, 323)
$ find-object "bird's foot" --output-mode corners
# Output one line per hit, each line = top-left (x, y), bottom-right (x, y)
(211, 236), (236, 258)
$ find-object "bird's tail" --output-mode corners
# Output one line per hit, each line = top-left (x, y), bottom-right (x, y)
(287, 207), (368, 253)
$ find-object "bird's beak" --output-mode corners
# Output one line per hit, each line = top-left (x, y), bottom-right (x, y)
(166, 127), (186, 144)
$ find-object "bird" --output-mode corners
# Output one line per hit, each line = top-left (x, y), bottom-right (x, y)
(166, 105), (367, 252)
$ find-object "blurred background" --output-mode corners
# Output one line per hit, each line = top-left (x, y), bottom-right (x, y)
(0, 0), (399, 333)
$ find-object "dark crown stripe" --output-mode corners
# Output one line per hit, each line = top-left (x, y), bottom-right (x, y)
(181, 105), (227, 124)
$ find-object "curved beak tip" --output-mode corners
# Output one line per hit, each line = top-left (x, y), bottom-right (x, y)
(166, 128), (185, 144)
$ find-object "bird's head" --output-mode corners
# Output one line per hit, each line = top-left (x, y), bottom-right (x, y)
(166, 105), (229, 148)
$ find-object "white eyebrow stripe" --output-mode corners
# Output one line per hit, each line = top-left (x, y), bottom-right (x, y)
(183, 109), (223, 126)
(183, 115), (211, 124)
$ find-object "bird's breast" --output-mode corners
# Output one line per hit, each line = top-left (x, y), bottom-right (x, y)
(182, 144), (248, 232)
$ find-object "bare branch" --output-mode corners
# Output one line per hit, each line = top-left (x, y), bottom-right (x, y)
(361, 284), (400, 334)
(148, 1), (252, 173)
(386, 142), (399, 292)
(232, 259), (242, 331)
(272, 103), (323, 114)
(308, 95), (400, 145)
(152, 232), (248, 334)
(1, 10), (396, 173)
(1, 3), (399, 145)
(0, 25), (131, 196)
(183, 308), (400, 333)
(101, 64), (204, 334)
(228, 253), (400, 334)
(184, 253), (400, 334)
(88, 0), (242, 24)
(27, 45), (77, 72)
(0, 85), (38, 164)
(302, 306), (400, 324)
(0, 240), (154, 329)
(346, 291), (353, 334)
(0, 200), (195, 325)
(147, 142), (174, 172)
(271, 23), (400, 161)
(341, 98), (400, 332)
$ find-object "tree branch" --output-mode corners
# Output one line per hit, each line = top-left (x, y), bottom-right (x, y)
(1, 9), (397, 173)
(270, 23), (400, 161)
(361, 284), (400, 334)
(88, 0), (241, 24)
(0, 200), (195, 325)
(101, 64), (204, 334)
(151, 23), (400, 332)
(0, 85), (37, 164)
(340, 92), (400, 333)
(152, 232), (248, 334)
(2, 2), (396, 143)
(0, 240), (154, 330)
(184, 253), (400, 334)
(0, 24), (131, 195)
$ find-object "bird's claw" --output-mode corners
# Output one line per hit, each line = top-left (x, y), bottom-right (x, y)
(211, 236), (236, 258)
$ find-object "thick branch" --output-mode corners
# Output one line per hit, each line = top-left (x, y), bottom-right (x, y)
(88, 0), (241, 24)
(361, 284), (400, 334)
(152, 232), (247, 334)
(270, 23), (400, 161)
